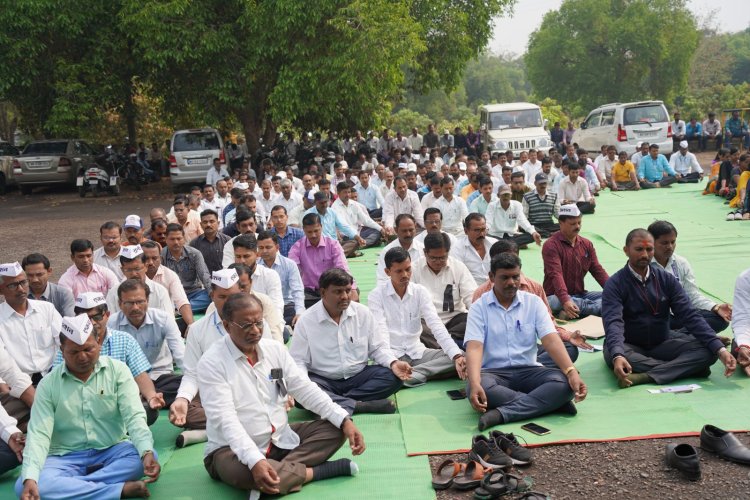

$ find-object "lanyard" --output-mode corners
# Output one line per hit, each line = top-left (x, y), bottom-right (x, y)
(634, 274), (661, 316)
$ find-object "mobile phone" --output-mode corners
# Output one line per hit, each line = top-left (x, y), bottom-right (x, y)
(446, 389), (466, 400)
(521, 422), (551, 436)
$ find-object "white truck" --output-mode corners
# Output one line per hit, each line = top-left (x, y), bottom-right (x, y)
(479, 102), (551, 158)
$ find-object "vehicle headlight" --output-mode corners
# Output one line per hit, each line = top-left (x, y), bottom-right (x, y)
(494, 140), (507, 150)
(537, 137), (550, 147)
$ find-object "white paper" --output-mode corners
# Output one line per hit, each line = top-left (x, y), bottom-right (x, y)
(647, 384), (701, 394)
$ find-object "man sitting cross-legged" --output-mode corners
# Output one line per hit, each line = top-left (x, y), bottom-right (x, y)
(17, 314), (160, 500)
(369, 247), (467, 387)
(290, 268), (412, 415)
(466, 253), (587, 431)
(199, 293), (365, 497)
(602, 229), (736, 388)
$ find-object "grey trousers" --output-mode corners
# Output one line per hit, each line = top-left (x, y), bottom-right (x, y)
(399, 349), (456, 387)
(603, 331), (718, 385)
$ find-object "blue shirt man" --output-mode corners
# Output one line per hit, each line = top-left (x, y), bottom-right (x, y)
(637, 146), (677, 187)
(304, 192), (357, 240)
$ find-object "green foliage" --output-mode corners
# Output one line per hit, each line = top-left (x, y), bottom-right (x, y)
(679, 83), (750, 121)
(724, 28), (750, 85)
(388, 109), (432, 134)
(463, 55), (530, 109)
(537, 98), (568, 127)
(525, 0), (699, 112)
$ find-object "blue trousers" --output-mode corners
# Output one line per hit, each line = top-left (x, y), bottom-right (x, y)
(306, 365), (402, 415)
(471, 365), (574, 423)
(547, 291), (603, 317)
(537, 341), (579, 368)
(15, 441), (154, 500)
(187, 288), (211, 314)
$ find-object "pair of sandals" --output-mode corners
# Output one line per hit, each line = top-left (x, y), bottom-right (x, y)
(432, 459), (549, 499)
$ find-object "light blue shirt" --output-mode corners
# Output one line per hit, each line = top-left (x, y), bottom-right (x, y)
(258, 253), (306, 315)
(637, 154), (676, 182)
(355, 184), (384, 211)
(304, 206), (356, 239)
(465, 290), (555, 369)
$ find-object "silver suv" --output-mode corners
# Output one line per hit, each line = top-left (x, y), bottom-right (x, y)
(169, 128), (226, 188)
(573, 101), (672, 156)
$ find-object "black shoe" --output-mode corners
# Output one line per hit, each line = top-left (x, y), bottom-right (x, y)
(665, 443), (701, 481)
(489, 431), (533, 465)
(700, 424), (750, 465)
(468, 434), (513, 469)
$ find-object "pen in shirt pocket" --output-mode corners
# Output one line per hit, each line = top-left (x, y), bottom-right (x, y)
(516, 320), (521, 331)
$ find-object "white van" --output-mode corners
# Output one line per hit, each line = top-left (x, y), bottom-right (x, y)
(572, 101), (672, 156)
(169, 128), (227, 187)
(479, 103), (551, 158)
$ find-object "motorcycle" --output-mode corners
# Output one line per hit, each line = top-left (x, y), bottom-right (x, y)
(117, 153), (148, 191)
(77, 148), (120, 197)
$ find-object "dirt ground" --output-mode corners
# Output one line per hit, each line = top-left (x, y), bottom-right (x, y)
(1, 150), (747, 499)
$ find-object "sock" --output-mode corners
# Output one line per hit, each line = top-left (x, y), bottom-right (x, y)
(311, 459), (358, 481)
(478, 409), (503, 431)
(176, 429), (207, 448)
(354, 399), (396, 414)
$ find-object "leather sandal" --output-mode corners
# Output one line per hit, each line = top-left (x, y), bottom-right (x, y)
(516, 492), (552, 499)
(473, 471), (533, 499)
(452, 460), (492, 490)
(431, 459), (466, 490)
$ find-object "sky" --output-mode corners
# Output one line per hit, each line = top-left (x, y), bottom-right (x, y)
(490, 0), (750, 57)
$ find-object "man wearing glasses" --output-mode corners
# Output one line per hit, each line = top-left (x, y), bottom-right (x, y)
(108, 279), (185, 407)
(105, 245), (172, 315)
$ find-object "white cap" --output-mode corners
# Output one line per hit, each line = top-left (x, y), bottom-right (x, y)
(211, 269), (239, 289)
(0, 262), (23, 277)
(407, 162), (417, 172)
(123, 214), (143, 229)
(397, 163), (407, 170)
(75, 292), (106, 310)
(559, 204), (582, 217)
(61, 314), (94, 345)
(679, 140), (688, 149)
(458, 162), (467, 171)
(119, 244), (143, 260)
(236, 182), (249, 190)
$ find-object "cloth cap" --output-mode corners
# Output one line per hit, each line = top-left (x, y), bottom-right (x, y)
(235, 182), (249, 190)
(0, 262), (23, 277)
(636, 141), (644, 148)
(397, 163), (407, 170)
(305, 190), (315, 201)
(211, 269), (239, 289)
(123, 215), (143, 229)
(407, 162), (417, 172)
(535, 173), (548, 183)
(458, 162), (467, 171)
(499, 184), (512, 195)
(75, 292), (106, 310)
(61, 314), (94, 345)
(559, 204), (582, 217)
(679, 140), (688, 149)
(246, 171), (257, 179)
(119, 244), (143, 260)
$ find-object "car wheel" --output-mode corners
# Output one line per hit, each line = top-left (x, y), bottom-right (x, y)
(0, 173), (6, 196)
(20, 184), (32, 195)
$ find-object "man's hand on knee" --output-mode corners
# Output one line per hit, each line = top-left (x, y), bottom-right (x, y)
(21, 479), (40, 500)
(612, 356), (632, 386)
(251, 459), (281, 494)
(168, 397), (189, 427)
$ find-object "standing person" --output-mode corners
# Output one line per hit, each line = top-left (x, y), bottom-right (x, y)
(702, 112), (723, 151)
(485, 185), (542, 247)
(369, 247), (466, 387)
(141, 240), (194, 326)
(161, 224), (212, 313)
(558, 161), (596, 214)
(206, 158), (229, 187)
(269, 205), (304, 257)
(637, 144), (679, 188)
(563, 122), (576, 147)
(93, 221), (125, 280)
(382, 176), (425, 237)
(466, 253), (586, 431)
(648, 220), (731, 333)
(109, 279), (185, 405)
(669, 141), (703, 183)
(522, 173), (560, 238)
(257, 231), (305, 327)
(602, 229), (735, 388)
(58, 239), (120, 297)
(671, 111), (687, 151)
(22, 253), (75, 317)
(451, 214), (497, 285)
(550, 122), (564, 152)
(290, 269), (411, 414)
(288, 213), (359, 308)
(198, 293), (365, 497)
(433, 177), (469, 236)
(542, 205), (609, 319)
(16, 314), (160, 500)
(189, 209), (231, 273)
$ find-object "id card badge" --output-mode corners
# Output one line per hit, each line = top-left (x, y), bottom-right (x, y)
(270, 368), (288, 397)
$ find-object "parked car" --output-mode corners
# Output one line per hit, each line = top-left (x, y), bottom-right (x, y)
(573, 101), (673, 156)
(169, 128), (226, 191)
(0, 141), (20, 195)
(478, 102), (551, 158)
(13, 139), (97, 194)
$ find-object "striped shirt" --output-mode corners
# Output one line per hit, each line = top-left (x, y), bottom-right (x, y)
(522, 191), (559, 225)
(270, 226), (305, 257)
(53, 329), (151, 378)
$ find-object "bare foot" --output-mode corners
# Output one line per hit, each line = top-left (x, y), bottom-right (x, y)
(122, 480), (150, 498)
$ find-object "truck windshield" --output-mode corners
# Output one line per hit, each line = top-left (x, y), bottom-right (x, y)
(488, 110), (542, 130)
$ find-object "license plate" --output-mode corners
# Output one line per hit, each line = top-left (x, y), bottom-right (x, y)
(27, 161), (48, 168)
(89, 179), (98, 185)
(187, 158), (208, 166)
(637, 130), (657, 138)
(76, 177), (84, 186)
(109, 177), (118, 186)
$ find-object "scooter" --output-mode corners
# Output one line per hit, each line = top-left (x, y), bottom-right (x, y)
(77, 147), (120, 197)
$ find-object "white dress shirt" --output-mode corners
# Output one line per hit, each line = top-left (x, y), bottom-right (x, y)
(200, 197), (228, 227)
(204, 290), (283, 343)
(420, 191), (440, 212)
(432, 196), (469, 236)
(522, 160), (543, 186)
(485, 199), (536, 237)
(413, 230), (456, 247)
(331, 198), (382, 232)
(411, 257), (476, 323)
(451, 234), (498, 285)
(0, 342), (32, 442)
(106, 278), (173, 315)
(376, 238), (424, 283)
(276, 192), (303, 214)
(258, 193), (281, 218)
(289, 301), (397, 380)
(557, 176), (592, 203)
(368, 281), (463, 361)
(0, 300), (61, 375)
(199, 336), (349, 471)
(669, 151), (703, 176)
(597, 157), (617, 181)
(382, 190), (424, 229)
(287, 204), (306, 227)
(732, 268), (750, 347)
(248, 265), (284, 316)
(651, 254), (715, 311)
(93, 247), (125, 281)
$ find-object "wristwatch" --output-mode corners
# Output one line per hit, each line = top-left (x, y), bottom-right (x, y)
(340, 417), (352, 429)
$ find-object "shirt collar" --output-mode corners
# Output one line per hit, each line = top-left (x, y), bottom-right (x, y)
(313, 299), (356, 324)
(627, 263), (650, 283)
(118, 310), (155, 329)
(486, 288), (523, 311)
(61, 357), (105, 380)
(224, 332), (265, 363)
(30, 283), (52, 300)
(385, 279), (413, 298)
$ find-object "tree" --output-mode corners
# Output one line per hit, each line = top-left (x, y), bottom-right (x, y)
(121, 0), (514, 153)
(525, 0), (699, 112)
(463, 54), (530, 109)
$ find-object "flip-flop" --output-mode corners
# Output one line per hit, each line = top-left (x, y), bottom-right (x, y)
(452, 461), (492, 490)
(431, 459), (466, 490)
(473, 471), (534, 499)
(516, 492), (551, 499)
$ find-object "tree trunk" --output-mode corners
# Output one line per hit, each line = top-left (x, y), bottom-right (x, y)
(123, 88), (137, 147)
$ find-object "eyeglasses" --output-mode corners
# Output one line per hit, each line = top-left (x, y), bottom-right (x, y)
(229, 320), (264, 332)
(101, 236), (120, 242)
(88, 313), (105, 322)
(4, 279), (29, 291)
(426, 255), (448, 262)
(122, 300), (147, 307)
